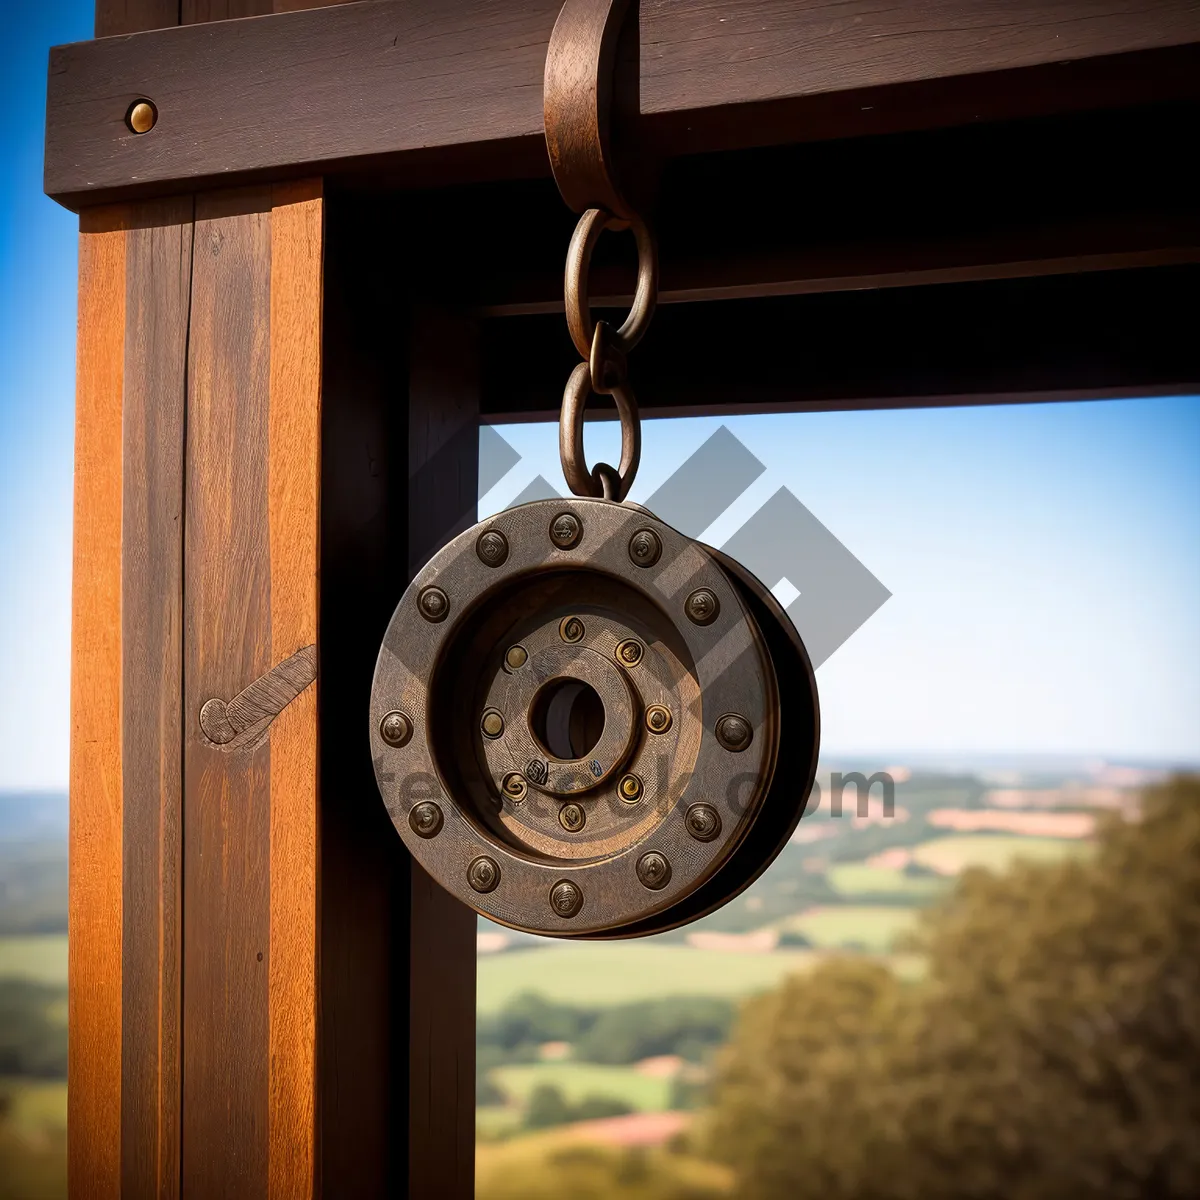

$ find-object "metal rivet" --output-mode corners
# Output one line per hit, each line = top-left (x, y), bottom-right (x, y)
(559, 802), (586, 833)
(502, 773), (528, 803)
(481, 709), (505, 739)
(618, 773), (643, 804)
(549, 880), (583, 917)
(380, 710), (413, 747)
(418, 585), (450, 623)
(685, 588), (720, 626)
(476, 529), (509, 567)
(628, 528), (662, 567)
(636, 851), (672, 891)
(549, 512), (583, 549)
(684, 803), (722, 842)
(409, 801), (444, 839)
(468, 856), (501, 894)
(645, 705), (672, 734)
(616, 638), (643, 666)
(715, 713), (753, 752)
(504, 645), (528, 671)
(559, 616), (585, 644)
(127, 100), (157, 134)
(526, 758), (548, 785)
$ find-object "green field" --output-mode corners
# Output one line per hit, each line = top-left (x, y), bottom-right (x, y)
(0, 1078), (67, 1136)
(911, 834), (1086, 874)
(476, 1105), (523, 1140)
(0, 1079), (67, 1200)
(0, 935), (67, 984)
(779, 905), (919, 952)
(477, 943), (817, 1013)
(490, 1062), (672, 1111)
(827, 864), (949, 899)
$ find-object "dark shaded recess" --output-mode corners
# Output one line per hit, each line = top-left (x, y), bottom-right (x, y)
(318, 190), (414, 1196)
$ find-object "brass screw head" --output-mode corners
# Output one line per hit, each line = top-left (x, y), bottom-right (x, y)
(481, 709), (505, 739)
(559, 802), (586, 833)
(526, 758), (548, 785)
(379, 710), (412, 747)
(636, 851), (672, 891)
(127, 100), (157, 134)
(616, 638), (643, 667)
(715, 713), (753, 752)
(628, 528), (662, 568)
(559, 616), (585, 644)
(549, 512), (583, 549)
(645, 705), (672, 734)
(549, 880), (583, 918)
(618, 773), (644, 804)
(502, 773), (528, 803)
(504, 645), (528, 671)
(468, 856), (501, 894)
(409, 801), (444, 839)
(685, 803), (722, 843)
(685, 588), (720, 626)
(418, 585), (449, 623)
(475, 529), (509, 567)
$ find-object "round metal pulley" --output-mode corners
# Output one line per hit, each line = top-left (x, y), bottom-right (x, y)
(370, 498), (819, 938)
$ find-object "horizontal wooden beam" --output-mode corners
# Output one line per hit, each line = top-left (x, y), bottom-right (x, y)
(477, 263), (1200, 420)
(46, 0), (1200, 208)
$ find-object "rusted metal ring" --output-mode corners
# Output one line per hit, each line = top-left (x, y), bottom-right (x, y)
(565, 208), (657, 359)
(560, 360), (640, 500)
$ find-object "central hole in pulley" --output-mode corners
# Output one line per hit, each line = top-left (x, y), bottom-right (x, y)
(530, 678), (605, 760)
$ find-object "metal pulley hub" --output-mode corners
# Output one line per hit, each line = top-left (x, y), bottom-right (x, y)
(370, 498), (818, 937)
(368, 0), (819, 937)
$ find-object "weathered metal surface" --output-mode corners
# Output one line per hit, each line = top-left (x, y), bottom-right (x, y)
(370, 496), (819, 937)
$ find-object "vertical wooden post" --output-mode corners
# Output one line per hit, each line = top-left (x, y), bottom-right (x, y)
(406, 307), (480, 1198)
(318, 202), (479, 1198)
(181, 182), (323, 1196)
(70, 206), (128, 1200)
(73, 9), (479, 1198)
(120, 198), (193, 1200)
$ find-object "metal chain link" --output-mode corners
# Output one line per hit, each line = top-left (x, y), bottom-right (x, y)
(558, 208), (658, 502)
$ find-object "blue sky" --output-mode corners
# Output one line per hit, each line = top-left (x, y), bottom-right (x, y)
(1, 1), (1197, 788)
(0, 0), (92, 790)
(487, 398), (1200, 765)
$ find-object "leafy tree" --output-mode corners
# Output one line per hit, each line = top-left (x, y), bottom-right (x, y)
(705, 776), (1200, 1200)
(524, 1083), (572, 1130)
(572, 1093), (636, 1121)
(522, 1084), (634, 1130)
(575, 997), (735, 1065)
(0, 982), (67, 1078)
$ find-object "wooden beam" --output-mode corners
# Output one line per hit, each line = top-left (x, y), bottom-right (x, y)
(180, 182), (323, 1197)
(317, 198), (479, 1198)
(70, 206), (128, 1200)
(46, 0), (1200, 208)
(479, 263), (1200, 421)
(120, 195), (192, 1200)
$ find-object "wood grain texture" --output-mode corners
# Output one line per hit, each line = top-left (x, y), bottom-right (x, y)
(266, 178), (323, 1200)
(182, 187), (273, 1198)
(46, 0), (1200, 207)
(120, 196), (193, 1200)
(406, 308), (479, 1200)
(70, 208), (128, 1200)
(182, 0), (271, 21)
(481, 263), (1200, 421)
(94, 0), (179, 37)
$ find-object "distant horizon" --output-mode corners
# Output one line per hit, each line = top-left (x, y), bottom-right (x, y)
(4, 750), (1197, 798)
